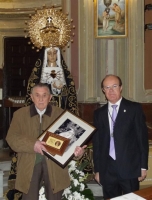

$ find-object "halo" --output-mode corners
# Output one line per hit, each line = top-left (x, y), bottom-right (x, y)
(26, 7), (72, 49)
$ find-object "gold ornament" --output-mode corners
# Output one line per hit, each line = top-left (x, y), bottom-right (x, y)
(26, 7), (73, 49)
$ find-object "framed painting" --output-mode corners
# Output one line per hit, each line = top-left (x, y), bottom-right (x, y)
(39, 110), (96, 168)
(94, 0), (128, 38)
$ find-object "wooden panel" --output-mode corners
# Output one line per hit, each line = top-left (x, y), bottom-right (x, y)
(0, 69), (2, 88)
(78, 102), (100, 125)
(144, 0), (152, 89)
(140, 145), (152, 187)
(78, 102), (152, 140)
(4, 37), (40, 96)
(2, 101), (152, 146)
(2, 37), (41, 146)
(0, 70), (3, 140)
(141, 103), (152, 140)
(0, 100), (3, 140)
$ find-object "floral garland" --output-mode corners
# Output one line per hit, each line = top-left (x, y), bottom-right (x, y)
(39, 160), (94, 200)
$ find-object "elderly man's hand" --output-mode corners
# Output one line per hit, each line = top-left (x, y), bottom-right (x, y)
(74, 145), (87, 159)
(34, 140), (47, 155)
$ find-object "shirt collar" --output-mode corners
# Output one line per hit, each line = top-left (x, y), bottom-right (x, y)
(36, 107), (46, 116)
(108, 97), (122, 109)
(30, 103), (52, 117)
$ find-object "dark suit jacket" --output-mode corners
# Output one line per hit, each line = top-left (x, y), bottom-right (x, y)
(93, 98), (149, 185)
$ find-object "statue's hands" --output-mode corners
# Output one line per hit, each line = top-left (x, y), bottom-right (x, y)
(53, 80), (63, 89)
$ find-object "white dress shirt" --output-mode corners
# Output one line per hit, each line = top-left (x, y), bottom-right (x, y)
(108, 98), (122, 134)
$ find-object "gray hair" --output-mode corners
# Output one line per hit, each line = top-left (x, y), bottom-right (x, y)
(31, 83), (51, 94)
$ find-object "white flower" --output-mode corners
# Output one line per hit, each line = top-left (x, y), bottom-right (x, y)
(81, 195), (85, 199)
(69, 160), (76, 167)
(73, 178), (79, 187)
(75, 169), (80, 174)
(69, 173), (75, 180)
(80, 183), (85, 191)
(39, 186), (47, 200)
(79, 171), (85, 176)
(39, 194), (46, 200)
(68, 160), (77, 173)
(67, 194), (73, 200)
(62, 160), (94, 200)
(39, 186), (45, 195)
(62, 187), (71, 198)
(73, 191), (82, 199)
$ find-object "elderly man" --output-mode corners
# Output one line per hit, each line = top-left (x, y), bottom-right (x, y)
(6, 83), (85, 200)
(93, 75), (149, 199)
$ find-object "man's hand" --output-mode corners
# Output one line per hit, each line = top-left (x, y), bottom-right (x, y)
(138, 169), (147, 182)
(74, 145), (87, 159)
(34, 140), (47, 155)
(94, 172), (100, 184)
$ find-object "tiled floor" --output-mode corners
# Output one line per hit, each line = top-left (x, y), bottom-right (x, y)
(87, 180), (104, 199)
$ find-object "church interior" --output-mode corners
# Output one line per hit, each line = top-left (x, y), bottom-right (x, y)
(0, 0), (152, 199)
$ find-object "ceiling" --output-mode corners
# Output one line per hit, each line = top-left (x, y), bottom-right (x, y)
(0, 0), (62, 10)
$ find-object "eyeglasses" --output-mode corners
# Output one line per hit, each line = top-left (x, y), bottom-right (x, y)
(103, 84), (120, 91)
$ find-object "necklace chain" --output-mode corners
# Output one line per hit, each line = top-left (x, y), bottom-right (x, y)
(108, 109), (116, 124)
(108, 109), (117, 136)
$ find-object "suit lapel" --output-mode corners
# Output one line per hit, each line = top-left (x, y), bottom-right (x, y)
(115, 98), (128, 128)
(102, 104), (110, 134)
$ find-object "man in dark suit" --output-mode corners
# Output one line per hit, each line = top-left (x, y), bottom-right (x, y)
(93, 74), (149, 199)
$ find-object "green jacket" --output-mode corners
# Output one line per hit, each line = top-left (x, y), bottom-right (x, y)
(6, 103), (70, 194)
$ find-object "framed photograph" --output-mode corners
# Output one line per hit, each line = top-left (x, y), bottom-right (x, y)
(94, 0), (128, 38)
(39, 110), (96, 168)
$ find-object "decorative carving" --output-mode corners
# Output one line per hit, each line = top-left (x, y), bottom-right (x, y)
(145, 24), (152, 30)
(145, 4), (152, 11)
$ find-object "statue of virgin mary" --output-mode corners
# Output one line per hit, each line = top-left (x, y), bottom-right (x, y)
(25, 46), (78, 115)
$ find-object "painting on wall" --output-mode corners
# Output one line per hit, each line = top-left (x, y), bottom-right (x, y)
(94, 0), (128, 38)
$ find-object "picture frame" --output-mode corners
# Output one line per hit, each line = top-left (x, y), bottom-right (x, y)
(42, 131), (70, 156)
(39, 110), (96, 168)
(94, 0), (128, 38)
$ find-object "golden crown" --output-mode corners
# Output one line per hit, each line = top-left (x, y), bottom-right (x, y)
(25, 7), (75, 50)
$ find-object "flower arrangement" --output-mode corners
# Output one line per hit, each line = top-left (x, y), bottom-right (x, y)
(39, 145), (94, 200)
(62, 160), (94, 200)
